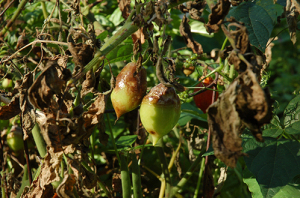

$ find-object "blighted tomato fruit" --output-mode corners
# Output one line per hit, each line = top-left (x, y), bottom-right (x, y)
(111, 62), (147, 120)
(140, 83), (181, 145)
(193, 77), (219, 113)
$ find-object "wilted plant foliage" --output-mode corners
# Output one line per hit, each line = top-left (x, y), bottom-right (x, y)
(0, 0), (299, 198)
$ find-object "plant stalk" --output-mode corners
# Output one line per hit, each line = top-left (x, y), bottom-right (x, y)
(0, 0), (29, 37)
(120, 154), (131, 198)
(32, 124), (47, 158)
(155, 139), (171, 198)
(171, 154), (203, 195)
(131, 152), (143, 198)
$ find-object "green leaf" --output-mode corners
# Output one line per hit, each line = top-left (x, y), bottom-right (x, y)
(178, 103), (207, 126)
(263, 115), (283, 137)
(285, 121), (300, 135)
(97, 30), (109, 41)
(202, 146), (214, 156)
(227, 0), (282, 51)
(115, 135), (138, 148)
(283, 95), (300, 127)
(243, 167), (263, 198)
(104, 44), (132, 65)
(109, 7), (124, 26)
(243, 137), (300, 198)
(243, 168), (300, 198)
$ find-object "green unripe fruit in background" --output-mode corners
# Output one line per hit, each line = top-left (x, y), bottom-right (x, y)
(140, 83), (181, 145)
(7, 131), (24, 152)
(2, 78), (13, 88)
(111, 62), (147, 120)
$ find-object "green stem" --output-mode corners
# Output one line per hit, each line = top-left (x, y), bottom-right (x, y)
(106, 114), (121, 164)
(155, 139), (171, 198)
(131, 152), (143, 198)
(32, 124), (47, 158)
(229, 64), (235, 79)
(0, 0), (29, 37)
(41, 1), (48, 20)
(220, 37), (228, 51)
(120, 154), (132, 198)
(193, 157), (206, 198)
(172, 154), (203, 196)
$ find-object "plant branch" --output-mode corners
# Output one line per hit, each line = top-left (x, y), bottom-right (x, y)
(0, 0), (29, 37)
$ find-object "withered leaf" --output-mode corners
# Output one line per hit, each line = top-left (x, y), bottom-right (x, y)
(68, 42), (94, 68)
(28, 61), (65, 111)
(286, 0), (299, 44)
(206, 0), (231, 33)
(207, 69), (273, 167)
(57, 174), (77, 198)
(18, 72), (35, 139)
(83, 93), (107, 133)
(179, 15), (203, 54)
(118, 0), (131, 19)
(0, 96), (21, 120)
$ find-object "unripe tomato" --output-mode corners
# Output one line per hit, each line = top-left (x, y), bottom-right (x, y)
(7, 131), (24, 152)
(193, 77), (219, 113)
(2, 78), (13, 88)
(140, 83), (181, 145)
(111, 62), (147, 120)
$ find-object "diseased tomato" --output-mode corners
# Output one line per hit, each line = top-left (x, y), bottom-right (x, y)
(111, 62), (147, 120)
(193, 77), (219, 113)
(140, 83), (181, 145)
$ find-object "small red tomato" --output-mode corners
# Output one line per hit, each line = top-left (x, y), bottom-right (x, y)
(193, 77), (219, 113)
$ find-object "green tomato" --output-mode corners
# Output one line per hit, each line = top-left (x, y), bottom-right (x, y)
(140, 83), (181, 145)
(7, 131), (24, 152)
(2, 78), (13, 88)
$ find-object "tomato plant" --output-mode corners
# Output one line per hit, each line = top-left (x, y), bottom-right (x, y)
(0, 0), (300, 198)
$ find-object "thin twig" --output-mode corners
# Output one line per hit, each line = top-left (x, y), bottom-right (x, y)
(0, 0), (16, 18)
(0, 39), (68, 64)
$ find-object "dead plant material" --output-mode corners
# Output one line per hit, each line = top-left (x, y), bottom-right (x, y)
(118, 0), (131, 19)
(28, 61), (65, 111)
(178, 1), (206, 22)
(0, 96), (21, 119)
(206, 0), (231, 33)
(207, 69), (273, 168)
(68, 42), (94, 69)
(286, 0), (299, 44)
(222, 20), (262, 76)
(179, 15), (203, 54)
(56, 174), (77, 198)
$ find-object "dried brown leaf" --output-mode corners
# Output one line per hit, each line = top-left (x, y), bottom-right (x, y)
(179, 15), (203, 54)
(68, 42), (94, 68)
(28, 61), (65, 111)
(0, 96), (20, 120)
(83, 93), (107, 133)
(118, 0), (131, 19)
(286, 0), (299, 44)
(206, 0), (231, 33)
(57, 174), (77, 198)
(207, 69), (273, 167)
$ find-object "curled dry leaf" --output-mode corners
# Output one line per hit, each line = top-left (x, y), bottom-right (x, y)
(28, 61), (65, 111)
(23, 148), (63, 197)
(56, 174), (77, 198)
(17, 72), (35, 139)
(118, 0), (131, 19)
(206, 0), (231, 33)
(207, 69), (273, 168)
(179, 15), (203, 54)
(286, 0), (299, 44)
(0, 96), (21, 120)
(68, 42), (94, 69)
